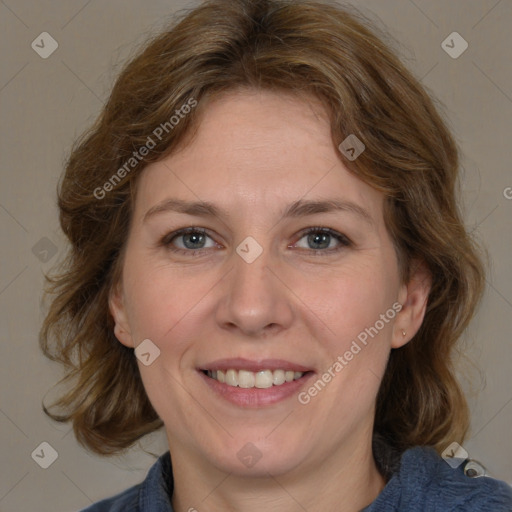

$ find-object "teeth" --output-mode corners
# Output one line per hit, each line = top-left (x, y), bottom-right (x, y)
(225, 369), (238, 387)
(273, 369), (286, 385)
(255, 370), (273, 389)
(206, 369), (305, 388)
(238, 370), (255, 388)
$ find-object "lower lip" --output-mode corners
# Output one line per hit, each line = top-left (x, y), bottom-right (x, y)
(198, 371), (314, 407)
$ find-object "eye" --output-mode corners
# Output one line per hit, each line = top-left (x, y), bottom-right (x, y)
(160, 227), (219, 255)
(160, 226), (352, 257)
(292, 227), (352, 255)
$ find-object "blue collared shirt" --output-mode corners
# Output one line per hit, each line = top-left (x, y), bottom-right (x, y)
(80, 446), (512, 511)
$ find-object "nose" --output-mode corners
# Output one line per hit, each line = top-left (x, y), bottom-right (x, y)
(215, 242), (294, 338)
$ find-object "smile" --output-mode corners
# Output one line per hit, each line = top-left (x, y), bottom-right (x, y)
(198, 358), (314, 406)
(204, 369), (305, 388)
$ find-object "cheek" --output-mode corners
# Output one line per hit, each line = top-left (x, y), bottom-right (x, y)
(295, 262), (399, 415)
(300, 260), (397, 346)
(122, 257), (219, 351)
(296, 267), (397, 407)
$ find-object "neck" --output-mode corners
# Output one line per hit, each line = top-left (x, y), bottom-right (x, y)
(170, 430), (386, 512)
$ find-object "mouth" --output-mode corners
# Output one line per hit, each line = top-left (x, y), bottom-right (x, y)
(202, 368), (307, 388)
(198, 358), (315, 407)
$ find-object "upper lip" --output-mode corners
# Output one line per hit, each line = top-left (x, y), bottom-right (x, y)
(200, 358), (313, 373)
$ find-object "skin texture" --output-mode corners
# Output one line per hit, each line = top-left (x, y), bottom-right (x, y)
(110, 89), (431, 512)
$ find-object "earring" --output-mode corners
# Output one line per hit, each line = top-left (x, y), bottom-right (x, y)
(402, 330), (406, 337)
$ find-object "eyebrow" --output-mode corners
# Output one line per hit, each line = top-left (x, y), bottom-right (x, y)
(143, 197), (374, 226)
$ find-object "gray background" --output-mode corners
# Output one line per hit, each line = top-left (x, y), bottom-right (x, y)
(0, 0), (511, 510)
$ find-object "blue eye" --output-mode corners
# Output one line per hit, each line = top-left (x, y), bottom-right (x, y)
(160, 226), (352, 257)
(293, 227), (352, 255)
(162, 228), (216, 254)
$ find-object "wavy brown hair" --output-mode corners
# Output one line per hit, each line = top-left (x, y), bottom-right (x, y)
(40, 0), (484, 456)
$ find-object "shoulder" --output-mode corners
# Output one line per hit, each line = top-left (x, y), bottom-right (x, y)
(79, 451), (174, 512)
(366, 445), (512, 511)
(409, 446), (512, 510)
(399, 446), (512, 511)
(79, 484), (140, 512)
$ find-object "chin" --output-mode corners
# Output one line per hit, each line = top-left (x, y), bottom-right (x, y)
(203, 434), (308, 477)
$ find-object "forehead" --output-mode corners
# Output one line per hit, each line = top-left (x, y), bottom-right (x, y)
(134, 89), (383, 222)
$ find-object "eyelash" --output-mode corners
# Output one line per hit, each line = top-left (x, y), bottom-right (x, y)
(159, 226), (352, 257)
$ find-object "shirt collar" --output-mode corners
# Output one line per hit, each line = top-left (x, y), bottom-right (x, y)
(138, 451), (174, 511)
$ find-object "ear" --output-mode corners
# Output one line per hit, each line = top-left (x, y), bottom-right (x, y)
(109, 281), (135, 348)
(392, 260), (432, 349)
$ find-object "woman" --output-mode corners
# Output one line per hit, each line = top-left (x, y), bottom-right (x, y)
(40, 0), (512, 510)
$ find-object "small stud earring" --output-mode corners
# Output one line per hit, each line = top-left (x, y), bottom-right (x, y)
(402, 330), (406, 337)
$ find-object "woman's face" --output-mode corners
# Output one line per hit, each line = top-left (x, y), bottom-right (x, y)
(110, 89), (422, 476)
